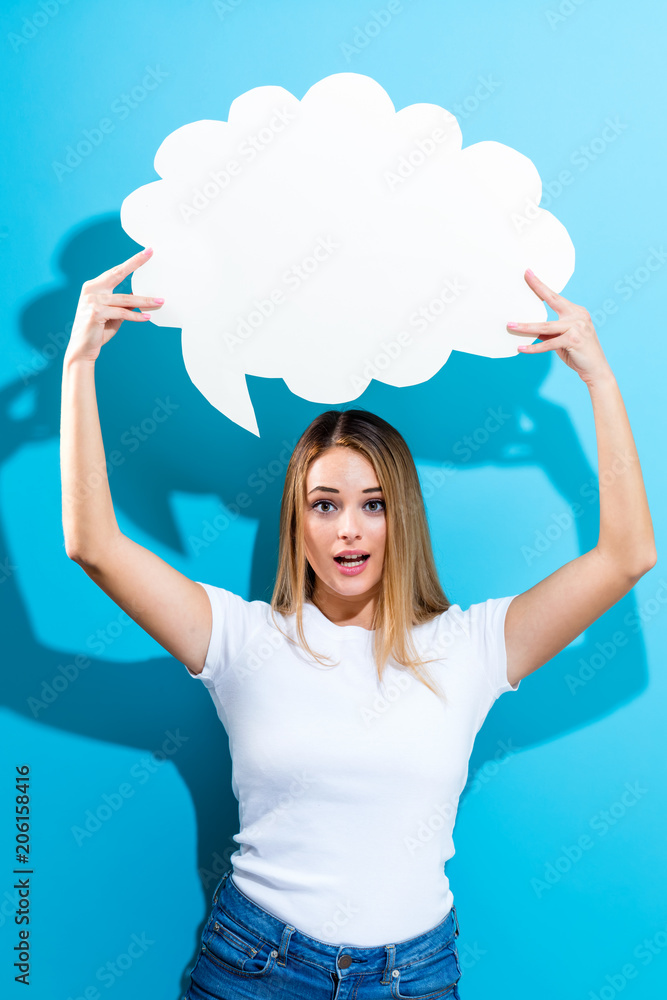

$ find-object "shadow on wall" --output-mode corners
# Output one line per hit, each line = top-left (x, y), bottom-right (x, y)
(2, 215), (647, 998)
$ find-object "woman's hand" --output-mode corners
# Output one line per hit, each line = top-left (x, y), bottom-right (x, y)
(64, 247), (164, 364)
(507, 269), (612, 385)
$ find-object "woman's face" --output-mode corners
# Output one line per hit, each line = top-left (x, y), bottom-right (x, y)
(303, 446), (386, 601)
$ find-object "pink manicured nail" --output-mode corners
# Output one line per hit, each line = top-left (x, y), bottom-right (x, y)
(526, 268), (534, 277)
(142, 247), (153, 256)
(153, 297), (165, 304)
(141, 312), (151, 319)
(507, 322), (518, 329)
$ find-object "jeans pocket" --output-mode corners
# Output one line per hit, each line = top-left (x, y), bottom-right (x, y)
(202, 905), (278, 978)
(390, 937), (462, 1000)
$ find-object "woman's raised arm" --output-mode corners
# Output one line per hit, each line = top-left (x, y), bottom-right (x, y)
(60, 249), (212, 675)
(503, 269), (657, 688)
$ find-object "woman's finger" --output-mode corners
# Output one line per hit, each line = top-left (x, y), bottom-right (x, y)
(507, 320), (570, 334)
(84, 247), (153, 290)
(98, 293), (164, 308)
(96, 306), (153, 322)
(518, 333), (570, 353)
(524, 269), (569, 311)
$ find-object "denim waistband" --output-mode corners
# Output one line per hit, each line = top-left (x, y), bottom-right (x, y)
(211, 868), (459, 980)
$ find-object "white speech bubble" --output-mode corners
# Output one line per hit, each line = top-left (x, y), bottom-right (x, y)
(120, 72), (574, 436)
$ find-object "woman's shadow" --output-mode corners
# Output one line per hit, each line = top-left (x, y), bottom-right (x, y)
(2, 216), (649, 998)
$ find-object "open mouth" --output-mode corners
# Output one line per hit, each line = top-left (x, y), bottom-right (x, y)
(334, 554), (370, 566)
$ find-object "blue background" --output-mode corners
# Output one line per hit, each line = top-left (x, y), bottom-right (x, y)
(1, 1), (666, 997)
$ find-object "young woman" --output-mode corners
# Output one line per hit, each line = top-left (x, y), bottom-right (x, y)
(61, 248), (656, 1000)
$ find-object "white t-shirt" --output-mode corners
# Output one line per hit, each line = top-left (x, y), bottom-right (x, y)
(187, 581), (521, 946)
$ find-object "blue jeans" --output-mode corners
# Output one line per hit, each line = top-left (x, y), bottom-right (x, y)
(184, 868), (462, 999)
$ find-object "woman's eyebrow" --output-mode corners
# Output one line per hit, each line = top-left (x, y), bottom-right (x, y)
(307, 486), (383, 494)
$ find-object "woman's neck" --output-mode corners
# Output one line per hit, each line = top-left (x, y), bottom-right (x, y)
(310, 585), (379, 630)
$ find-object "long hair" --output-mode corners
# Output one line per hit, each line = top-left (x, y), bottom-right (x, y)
(269, 409), (451, 700)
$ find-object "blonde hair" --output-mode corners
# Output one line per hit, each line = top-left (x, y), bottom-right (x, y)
(269, 408), (451, 700)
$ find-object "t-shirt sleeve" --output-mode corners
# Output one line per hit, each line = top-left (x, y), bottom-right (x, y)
(186, 581), (267, 687)
(461, 594), (521, 701)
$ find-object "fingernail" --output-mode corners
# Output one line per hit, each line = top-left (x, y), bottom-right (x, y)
(507, 322), (518, 329)
(526, 268), (534, 277)
(142, 247), (153, 256)
(141, 312), (151, 319)
(153, 297), (165, 304)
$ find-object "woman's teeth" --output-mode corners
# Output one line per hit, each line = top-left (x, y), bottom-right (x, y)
(335, 555), (369, 567)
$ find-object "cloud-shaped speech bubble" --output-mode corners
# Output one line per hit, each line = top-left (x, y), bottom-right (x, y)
(120, 72), (574, 436)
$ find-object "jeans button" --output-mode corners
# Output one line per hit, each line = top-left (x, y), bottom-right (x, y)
(338, 954), (352, 969)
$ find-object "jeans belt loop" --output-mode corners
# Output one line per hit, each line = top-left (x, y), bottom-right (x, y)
(277, 924), (295, 967)
(212, 868), (231, 905)
(381, 943), (396, 984)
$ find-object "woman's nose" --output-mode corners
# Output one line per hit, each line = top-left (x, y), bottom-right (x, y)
(339, 521), (362, 540)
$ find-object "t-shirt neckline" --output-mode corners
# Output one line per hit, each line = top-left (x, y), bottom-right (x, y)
(302, 600), (376, 641)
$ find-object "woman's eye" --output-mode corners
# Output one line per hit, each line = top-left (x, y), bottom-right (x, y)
(310, 499), (385, 513)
